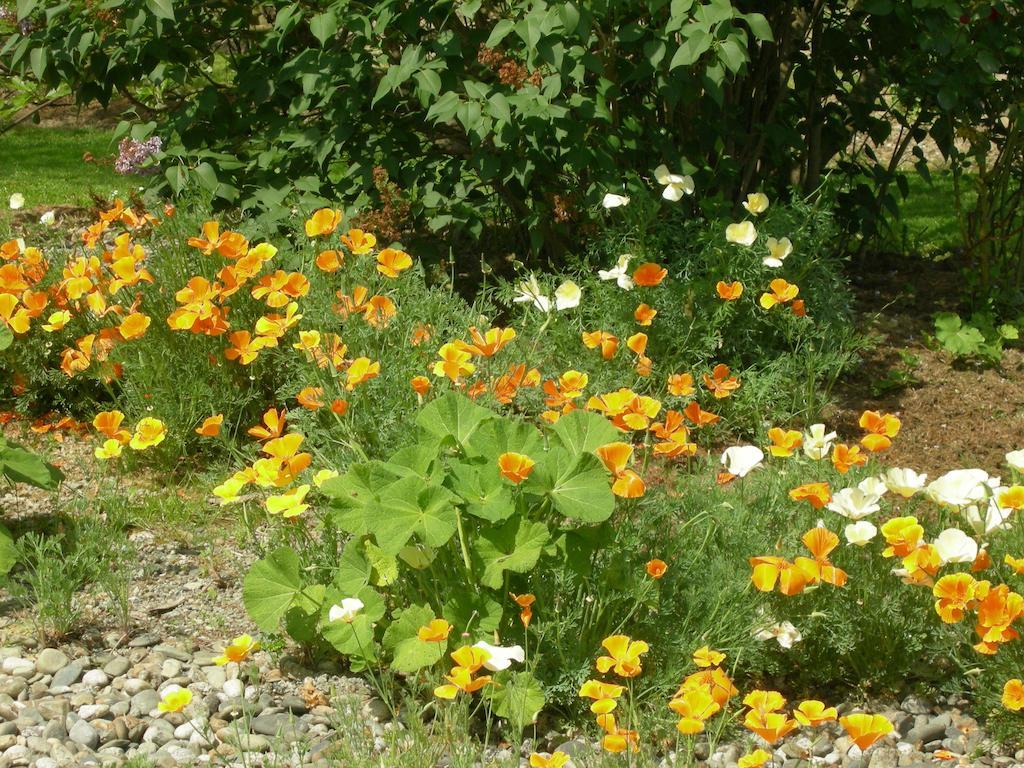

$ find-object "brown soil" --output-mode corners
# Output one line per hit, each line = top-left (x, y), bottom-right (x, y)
(832, 257), (1024, 478)
(12, 99), (132, 129)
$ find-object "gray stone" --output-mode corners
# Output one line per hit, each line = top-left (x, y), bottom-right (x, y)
(0, 676), (27, 698)
(35, 758), (58, 768)
(280, 695), (308, 715)
(203, 666), (226, 690)
(122, 678), (150, 696)
(904, 714), (951, 746)
(222, 678), (244, 699)
(221, 731), (271, 752)
(42, 718), (67, 740)
(69, 719), (100, 750)
(36, 699), (69, 721)
(35, 649), (70, 676)
(51, 662), (85, 689)
(250, 712), (307, 738)
(1, 657), (34, 677)
(868, 747), (898, 768)
(159, 659), (182, 679)
(152, 645), (191, 663)
(130, 689), (161, 717)
(142, 719), (174, 746)
(127, 634), (160, 648)
(102, 657), (131, 678)
(900, 695), (932, 715)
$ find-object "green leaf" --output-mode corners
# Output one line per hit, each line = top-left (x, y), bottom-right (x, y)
(29, 47), (47, 79)
(387, 441), (441, 482)
(364, 541), (399, 587)
(449, 461), (516, 523)
(285, 583), (325, 644)
(0, 523), (16, 577)
(372, 477), (458, 554)
(0, 442), (63, 490)
(670, 28), (711, 69)
(473, 517), (549, 589)
(323, 461), (399, 534)
(525, 449), (614, 523)
(243, 547), (303, 633)
(309, 10), (338, 46)
(468, 418), (544, 460)
(16, 0), (38, 21)
(195, 162), (218, 193)
(488, 671), (545, 731)
(934, 313), (984, 356)
(488, 93), (512, 124)
(486, 19), (516, 47)
(718, 37), (746, 73)
(334, 538), (373, 594)
(548, 409), (619, 456)
(321, 612), (377, 668)
(999, 324), (1019, 341)
(443, 592), (503, 634)
(144, 0), (174, 20)
(416, 393), (493, 450)
(743, 13), (773, 42)
(0, 325), (12, 352)
(382, 604), (447, 673)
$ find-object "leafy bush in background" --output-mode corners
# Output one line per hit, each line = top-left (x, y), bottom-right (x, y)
(5, 0), (1019, 262)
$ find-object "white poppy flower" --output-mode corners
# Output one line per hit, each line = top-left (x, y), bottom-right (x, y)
(554, 280), (581, 310)
(755, 621), (802, 649)
(653, 165), (695, 202)
(1006, 450), (1024, 472)
(933, 528), (979, 565)
(763, 237), (792, 268)
(9, 193), (24, 210)
(602, 193), (630, 209)
(721, 445), (764, 478)
(39, 210), (56, 227)
(963, 498), (1013, 535)
(926, 469), (991, 507)
(844, 521), (878, 546)
(328, 598), (364, 623)
(472, 641), (525, 671)
(742, 192), (770, 215)
(512, 274), (551, 313)
(725, 221), (757, 246)
(857, 476), (889, 499)
(802, 424), (837, 460)
(597, 254), (635, 291)
(826, 488), (880, 520)
(883, 468), (928, 498)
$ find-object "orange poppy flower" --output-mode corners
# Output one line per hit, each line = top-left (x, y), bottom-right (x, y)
(251, 270), (310, 308)
(376, 248), (413, 278)
(330, 399), (349, 416)
(1002, 679), (1024, 711)
(411, 375), (431, 397)
(743, 709), (798, 744)
(0, 294), (31, 334)
(417, 619), (453, 643)
(665, 373), (694, 398)
(634, 303), (657, 325)
(118, 312), (150, 341)
(248, 408), (286, 441)
(646, 559), (668, 579)
(738, 750), (773, 768)
(749, 556), (808, 596)
(933, 573), (978, 623)
(433, 343), (475, 383)
(93, 410), (131, 444)
(633, 262), (667, 287)
(670, 686), (721, 734)
(767, 428), (803, 457)
(791, 299), (807, 317)
(793, 700), (837, 727)
(716, 281), (743, 300)
(759, 279), (799, 309)
(595, 443), (645, 497)
(498, 452), (535, 484)
(796, 527), (847, 587)
(703, 363), (740, 399)
(582, 330), (618, 360)
(839, 713), (893, 750)
(596, 635), (649, 678)
(345, 357), (380, 390)
(832, 443), (867, 474)
(315, 249), (343, 273)
(596, 713), (640, 753)
(196, 414), (224, 437)
(626, 332), (648, 357)
(304, 208), (343, 238)
(363, 295), (397, 328)
(579, 679), (626, 713)
(881, 516), (924, 558)
(859, 410), (901, 452)
(340, 228), (376, 255)
(692, 646), (725, 668)
(679, 667), (739, 707)
(529, 751), (570, 768)
(410, 323), (432, 346)
(433, 664), (493, 699)
(683, 401), (720, 427)
(510, 593), (535, 627)
(972, 549), (992, 572)
(225, 331), (267, 365)
(296, 386), (324, 410)
(493, 363), (529, 404)
(998, 487), (1024, 510)
(462, 326), (516, 357)
(789, 482), (832, 509)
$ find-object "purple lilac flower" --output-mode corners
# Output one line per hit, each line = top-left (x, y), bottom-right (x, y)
(115, 136), (163, 175)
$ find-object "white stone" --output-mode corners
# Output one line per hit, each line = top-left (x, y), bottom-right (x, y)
(81, 669), (109, 687)
(222, 679), (244, 699)
(1, 657), (34, 677)
(123, 678), (150, 695)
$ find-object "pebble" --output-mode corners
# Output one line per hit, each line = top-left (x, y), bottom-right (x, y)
(142, 719), (175, 746)
(68, 719), (99, 750)
(81, 670), (109, 688)
(102, 657), (131, 678)
(50, 662), (84, 689)
(2, 657), (35, 677)
(35, 649), (70, 676)
(128, 634), (160, 648)
(222, 678), (244, 699)
(153, 645), (191, 663)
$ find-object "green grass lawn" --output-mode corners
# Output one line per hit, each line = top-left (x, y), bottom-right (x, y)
(0, 126), (121, 218)
(889, 169), (972, 256)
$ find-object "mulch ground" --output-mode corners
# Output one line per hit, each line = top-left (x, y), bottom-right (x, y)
(833, 255), (1024, 478)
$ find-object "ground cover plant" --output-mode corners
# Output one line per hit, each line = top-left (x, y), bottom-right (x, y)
(2, 162), (1024, 763)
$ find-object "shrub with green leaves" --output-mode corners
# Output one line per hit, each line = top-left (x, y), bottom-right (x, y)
(0, 434), (63, 575)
